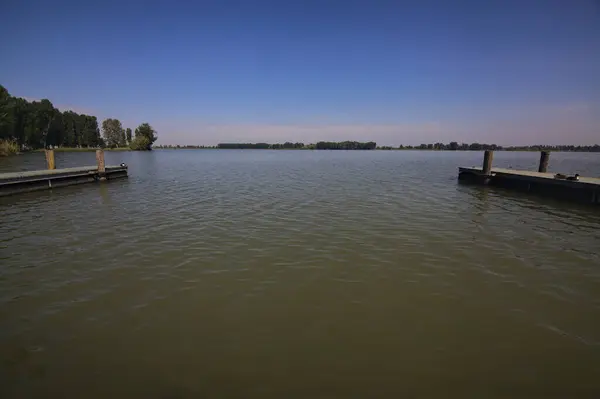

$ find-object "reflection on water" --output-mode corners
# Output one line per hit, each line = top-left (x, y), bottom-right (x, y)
(1, 150), (599, 398)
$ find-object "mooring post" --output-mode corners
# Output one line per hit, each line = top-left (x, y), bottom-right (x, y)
(96, 149), (106, 180)
(45, 149), (55, 170)
(538, 151), (550, 173)
(482, 150), (493, 175)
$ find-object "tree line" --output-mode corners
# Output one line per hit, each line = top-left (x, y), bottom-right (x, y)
(0, 85), (157, 152)
(158, 142), (600, 152)
(5, 84), (596, 154)
(217, 142), (308, 149)
(392, 142), (502, 151)
(216, 141), (377, 150)
(315, 141), (377, 150)
(155, 144), (218, 149)
(502, 144), (600, 152)
(379, 142), (600, 152)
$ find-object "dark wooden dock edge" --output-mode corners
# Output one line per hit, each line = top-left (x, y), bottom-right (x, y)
(458, 150), (600, 205)
(0, 150), (128, 197)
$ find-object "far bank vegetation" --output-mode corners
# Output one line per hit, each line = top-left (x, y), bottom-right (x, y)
(0, 84), (157, 156)
(156, 142), (600, 152)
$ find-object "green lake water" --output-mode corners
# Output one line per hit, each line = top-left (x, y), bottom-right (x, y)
(1, 150), (599, 398)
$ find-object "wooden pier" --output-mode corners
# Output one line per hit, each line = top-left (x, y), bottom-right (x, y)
(0, 150), (128, 197)
(458, 151), (600, 205)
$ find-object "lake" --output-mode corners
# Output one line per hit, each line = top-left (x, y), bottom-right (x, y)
(1, 150), (599, 398)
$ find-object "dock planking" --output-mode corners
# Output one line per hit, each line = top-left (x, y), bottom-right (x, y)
(0, 150), (128, 197)
(459, 151), (600, 205)
(459, 167), (600, 187)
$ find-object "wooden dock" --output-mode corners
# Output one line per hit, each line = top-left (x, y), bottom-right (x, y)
(0, 150), (128, 197)
(458, 151), (600, 205)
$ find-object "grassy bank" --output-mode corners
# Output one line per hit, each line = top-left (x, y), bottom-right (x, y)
(33, 147), (132, 153)
(0, 139), (19, 157)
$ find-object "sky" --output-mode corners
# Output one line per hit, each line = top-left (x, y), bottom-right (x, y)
(1, 0), (599, 146)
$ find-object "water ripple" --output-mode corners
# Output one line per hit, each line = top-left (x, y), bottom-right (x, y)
(1, 150), (599, 397)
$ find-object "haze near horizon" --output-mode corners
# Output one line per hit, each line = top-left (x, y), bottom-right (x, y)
(1, 0), (599, 146)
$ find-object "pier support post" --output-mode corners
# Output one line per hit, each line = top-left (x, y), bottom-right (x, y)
(538, 151), (550, 173)
(45, 149), (55, 170)
(96, 149), (106, 181)
(482, 150), (493, 175)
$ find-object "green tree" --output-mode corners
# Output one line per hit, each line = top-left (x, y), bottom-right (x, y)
(1, 86), (120, 150)
(62, 111), (78, 147)
(0, 85), (13, 140)
(102, 118), (125, 148)
(133, 123), (157, 150)
(129, 135), (152, 151)
(11, 98), (28, 145)
(82, 116), (102, 147)
(21, 99), (56, 148)
(46, 111), (64, 147)
(126, 128), (132, 144)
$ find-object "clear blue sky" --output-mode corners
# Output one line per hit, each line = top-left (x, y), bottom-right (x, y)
(1, 0), (599, 145)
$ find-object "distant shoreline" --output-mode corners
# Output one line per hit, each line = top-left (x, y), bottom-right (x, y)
(32, 147), (132, 153)
(2, 146), (598, 156)
(153, 147), (600, 153)
(155, 142), (600, 152)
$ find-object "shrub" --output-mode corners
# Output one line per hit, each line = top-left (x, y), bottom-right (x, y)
(0, 139), (19, 156)
(129, 135), (152, 151)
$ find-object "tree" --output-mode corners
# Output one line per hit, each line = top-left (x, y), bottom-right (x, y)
(129, 135), (152, 150)
(20, 99), (56, 148)
(126, 128), (132, 144)
(0, 85), (14, 140)
(3, 92), (109, 150)
(134, 123), (157, 150)
(46, 111), (64, 147)
(314, 141), (376, 150)
(120, 130), (127, 147)
(449, 141), (459, 151)
(62, 111), (78, 147)
(102, 118), (124, 148)
(82, 116), (102, 147)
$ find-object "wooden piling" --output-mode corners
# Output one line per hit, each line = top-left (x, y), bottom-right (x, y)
(482, 150), (493, 175)
(45, 149), (55, 170)
(96, 149), (106, 180)
(96, 150), (105, 172)
(538, 151), (550, 173)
